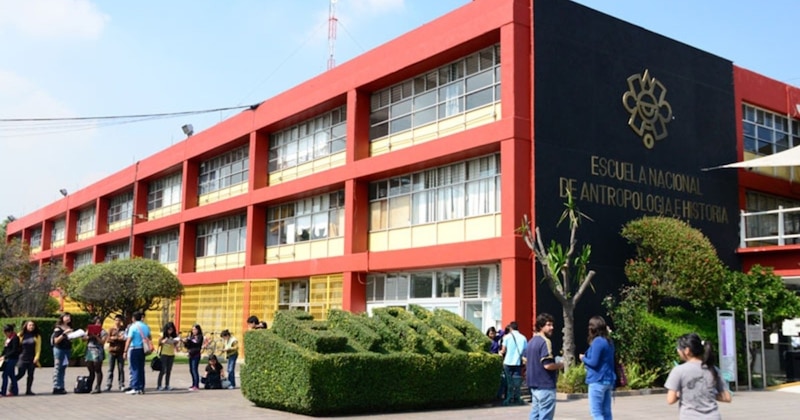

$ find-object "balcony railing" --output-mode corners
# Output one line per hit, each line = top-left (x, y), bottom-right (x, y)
(740, 206), (800, 248)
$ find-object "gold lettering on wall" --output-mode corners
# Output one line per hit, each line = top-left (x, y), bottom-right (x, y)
(557, 155), (729, 224)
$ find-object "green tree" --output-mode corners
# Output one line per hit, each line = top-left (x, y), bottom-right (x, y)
(63, 257), (183, 320)
(620, 216), (726, 311)
(0, 238), (68, 317)
(720, 265), (800, 325)
(518, 192), (595, 369)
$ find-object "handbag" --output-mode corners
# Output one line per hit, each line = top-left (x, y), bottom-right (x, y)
(150, 355), (163, 371)
(615, 361), (628, 388)
(136, 324), (154, 355)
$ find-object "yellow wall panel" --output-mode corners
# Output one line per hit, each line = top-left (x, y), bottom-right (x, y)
(309, 274), (343, 320)
(52, 239), (65, 248)
(465, 215), (498, 241)
(108, 219), (131, 233)
(387, 227), (412, 250)
(76, 231), (95, 241)
(148, 202), (181, 220)
(370, 138), (391, 156)
(437, 220), (465, 244)
(198, 182), (248, 206)
(327, 237), (344, 256)
(411, 224), (437, 248)
(249, 279), (279, 326)
(369, 231), (388, 252)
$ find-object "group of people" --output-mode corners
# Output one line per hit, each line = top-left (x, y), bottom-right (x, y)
(0, 311), (246, 397)
(488, 314), (732, 420)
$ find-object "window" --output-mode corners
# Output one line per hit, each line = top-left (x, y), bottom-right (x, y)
(369, 154), (500, 230)
(74, 251), (93, 270)
(105, 242), (130, 261)
(198, 145), (249, 195)
(369, 45), (501, 140)
(367, 269), (469, 302)
(30, 228), (42, 248)
(267, 191), (345, 246)
(148, 172), (182, 210)
(269, 106), (347, 172)
(76, 207), (96, 236)
(279, 279), (309, 311)
(743, 104), (800, 156)
(51, 219), (66, 243)
(745, 191), (800, 241)
(196, 214), (247, 257)
(144, 230), (179, 263)
(107, 192), (133, 224)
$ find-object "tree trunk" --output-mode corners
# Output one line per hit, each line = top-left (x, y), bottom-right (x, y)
(562, 302), (576, 370)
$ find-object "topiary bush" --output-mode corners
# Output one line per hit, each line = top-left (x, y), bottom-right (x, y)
(241, 306), (500, 416)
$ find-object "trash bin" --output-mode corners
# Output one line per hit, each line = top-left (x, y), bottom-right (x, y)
(786, 350), (800, 382)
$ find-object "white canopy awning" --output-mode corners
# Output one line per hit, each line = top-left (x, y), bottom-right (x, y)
(703, 145), (800, 171)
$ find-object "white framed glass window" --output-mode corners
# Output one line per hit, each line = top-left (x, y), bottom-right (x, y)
(105, 242), (130, 261)
(76, 207), (96, 236)
(30, 228), (42, 248)
(369, 154), (500, 230)
(198, 145), (249, 195)
(196, 214), (246, 257)
(51, 219), (66, 243)
(279, 279), (309, 311)
(74, 250), (93, 270)
(369, 45), (500, 140)
(266, 191), (345, 246)
(144, 230), (179, 263)
(107, 192), (133, 224)
(269, 106), (347, 172)
(148, 172), (182, 211)
(743, 104), (800, 156)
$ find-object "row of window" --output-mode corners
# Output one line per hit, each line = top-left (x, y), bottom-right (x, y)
(743, 104), (800, 156)
(366, 266), (498, 302)
(269, 107), (347, 172)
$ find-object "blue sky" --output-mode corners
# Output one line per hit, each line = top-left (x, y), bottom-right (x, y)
(1, 0), (799, 223)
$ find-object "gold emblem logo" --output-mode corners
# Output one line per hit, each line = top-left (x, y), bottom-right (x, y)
(622, 69), (672, 149)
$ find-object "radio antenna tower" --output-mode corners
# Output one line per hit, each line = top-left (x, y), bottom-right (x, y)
(327, 0), (338, 70)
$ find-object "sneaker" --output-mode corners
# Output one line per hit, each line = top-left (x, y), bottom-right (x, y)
(119, 386), (125, 392)
(25, 391), (35, 396)
(227, 385), (234, 389)
(125, 389), (140, 395)
(104, 386), (111, 392)
(53, 388), (67, 395)
(156, 386), (163, 391)
(188, 386), (199, 391)
(165, 386), (173, 391)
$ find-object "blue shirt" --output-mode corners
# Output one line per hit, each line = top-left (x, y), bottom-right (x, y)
(502, 330), (527, 366)
(126, 321), (151, 348)
(582, 337), (616, 384)
(526, 334), (558, 389)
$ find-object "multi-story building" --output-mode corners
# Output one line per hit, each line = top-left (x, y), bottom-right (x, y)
(5, 0), (800, 356)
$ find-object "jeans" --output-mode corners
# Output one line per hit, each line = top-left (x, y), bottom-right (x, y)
(226, 354), (237, 387)
(189, 356), (200, 388)
(588, 382), (614, 419)
(15, 360), (36, 393)
(157, 355), (175, 388)
(503, 365), (524, 404)
(106, 353), (125, 389)
(2, 358), (18, 395)
(128, 348), (145, 391)
(529, 388), (556, 420)
(52, 347), (70, 390)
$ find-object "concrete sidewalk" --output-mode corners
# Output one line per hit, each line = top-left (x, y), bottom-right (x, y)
(2, 364), (799, 419)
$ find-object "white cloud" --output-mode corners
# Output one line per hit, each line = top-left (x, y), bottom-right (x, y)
(0, 0), (109, 39)
(347, 0), (405, 15)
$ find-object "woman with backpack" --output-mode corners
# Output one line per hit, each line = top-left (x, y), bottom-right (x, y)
(580, 316), (616, 420)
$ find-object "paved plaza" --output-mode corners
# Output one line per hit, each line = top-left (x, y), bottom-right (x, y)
(1, 364), (798, 419)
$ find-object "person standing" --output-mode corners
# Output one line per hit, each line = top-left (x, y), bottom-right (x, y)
(15, 320), (41, 395)
(123, 311), (151, 395)
(156, 322), (179, 391)
(83, 316), (107, 394)
(105, 314), (126, 392)
(50, 312), (73, 395)
(1, 324), (21, 396)
(526, 313), (564, 420)
(220, 330), (238, 389)
(182, 324), (203, 391)
(665, 333), (732, 419)
(500, 321), (527, 405)
(579, 316), (616, 420)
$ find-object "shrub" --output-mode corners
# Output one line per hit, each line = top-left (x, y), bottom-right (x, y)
(241, 307), (500, 416)
(624, 362), (663, 390)
(557, 363), (587, 393)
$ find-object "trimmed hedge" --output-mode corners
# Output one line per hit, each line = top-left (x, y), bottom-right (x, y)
(241, 306), (501, 416)
(0, 313), (91, 367)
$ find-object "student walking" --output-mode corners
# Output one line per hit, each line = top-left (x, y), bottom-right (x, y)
(665, 333), (731, 419)
(1, 324), (21, 396)
(15, 320), (41, 395)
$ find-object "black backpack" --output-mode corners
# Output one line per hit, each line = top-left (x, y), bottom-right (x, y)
(74, 376), (91, 394)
